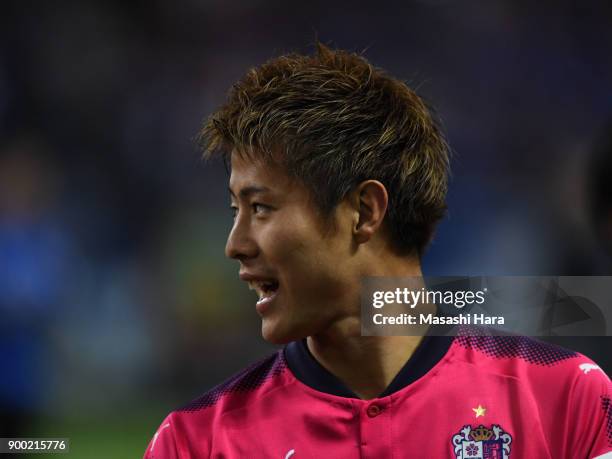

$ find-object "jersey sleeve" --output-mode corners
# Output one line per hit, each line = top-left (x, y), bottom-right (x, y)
(143, 414), (180, 459)
(567, 363), (612, 459)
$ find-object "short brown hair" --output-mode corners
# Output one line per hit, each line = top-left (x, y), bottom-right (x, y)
(199, 43), (450, 257)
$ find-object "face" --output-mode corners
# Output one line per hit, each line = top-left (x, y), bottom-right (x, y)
(226, 153), (360, 344)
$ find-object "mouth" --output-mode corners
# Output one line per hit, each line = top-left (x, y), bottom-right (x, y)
(248, 279), (280, 309)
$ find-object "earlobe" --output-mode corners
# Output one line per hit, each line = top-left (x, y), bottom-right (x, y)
(353, 180), (388, 245)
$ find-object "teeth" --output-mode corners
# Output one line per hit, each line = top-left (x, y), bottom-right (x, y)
(247, 281), (277, 300)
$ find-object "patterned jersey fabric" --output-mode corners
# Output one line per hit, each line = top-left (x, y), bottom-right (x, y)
(144, 333), (612, 458)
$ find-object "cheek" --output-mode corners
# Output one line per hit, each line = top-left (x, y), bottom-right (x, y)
(261, 211), (354, 293)
(259, 212), (320, 262)
(259, 223), (309, 265)
(281, 237), (352, 299)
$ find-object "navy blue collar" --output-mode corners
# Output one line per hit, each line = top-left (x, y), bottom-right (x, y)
(284, 335), (454, 399)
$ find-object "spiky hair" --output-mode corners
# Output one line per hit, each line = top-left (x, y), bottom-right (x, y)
(199, 43), (450, 256)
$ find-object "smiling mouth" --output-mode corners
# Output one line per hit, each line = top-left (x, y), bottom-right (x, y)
(248, 280), (280, 305)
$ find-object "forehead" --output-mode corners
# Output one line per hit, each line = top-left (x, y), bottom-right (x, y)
(228, 151), (294, 194)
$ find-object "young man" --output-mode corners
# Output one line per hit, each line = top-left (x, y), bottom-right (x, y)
(144, 44), (612, 458)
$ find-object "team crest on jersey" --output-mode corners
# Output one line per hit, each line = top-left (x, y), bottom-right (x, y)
(451, 424), (512, 458)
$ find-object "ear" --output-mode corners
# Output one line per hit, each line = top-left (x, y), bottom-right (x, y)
(349, 180), (389, 245)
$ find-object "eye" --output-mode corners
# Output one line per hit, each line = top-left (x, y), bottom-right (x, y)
(230, 205), (238, 219)
(252, 203), (270, 214)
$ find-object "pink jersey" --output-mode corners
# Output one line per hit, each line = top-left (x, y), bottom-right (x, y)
(144, 334), (612, 458)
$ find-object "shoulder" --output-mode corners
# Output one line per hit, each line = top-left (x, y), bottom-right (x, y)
(452, 332), (611, 401)
(451, 334), (612, 456)
(144, 350), (291, 459)
(177, 349), (288, 414)
(452, 333), (581, 368)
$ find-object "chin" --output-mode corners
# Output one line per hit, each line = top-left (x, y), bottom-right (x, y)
(261, 320), (303, 345)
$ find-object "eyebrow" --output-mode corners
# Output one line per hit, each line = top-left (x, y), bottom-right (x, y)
(228, 185), (272, 199)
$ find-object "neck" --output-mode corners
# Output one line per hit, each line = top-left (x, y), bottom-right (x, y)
(307, 257), (426, 400)
(307, 330), (424, 399)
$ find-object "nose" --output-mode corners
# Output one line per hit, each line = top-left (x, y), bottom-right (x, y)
(225, 215), (258, 260)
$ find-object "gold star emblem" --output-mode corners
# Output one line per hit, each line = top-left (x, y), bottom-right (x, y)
(472, 404), (486, 418)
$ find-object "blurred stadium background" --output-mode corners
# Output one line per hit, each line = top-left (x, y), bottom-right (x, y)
(1, 0), (611, 457)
